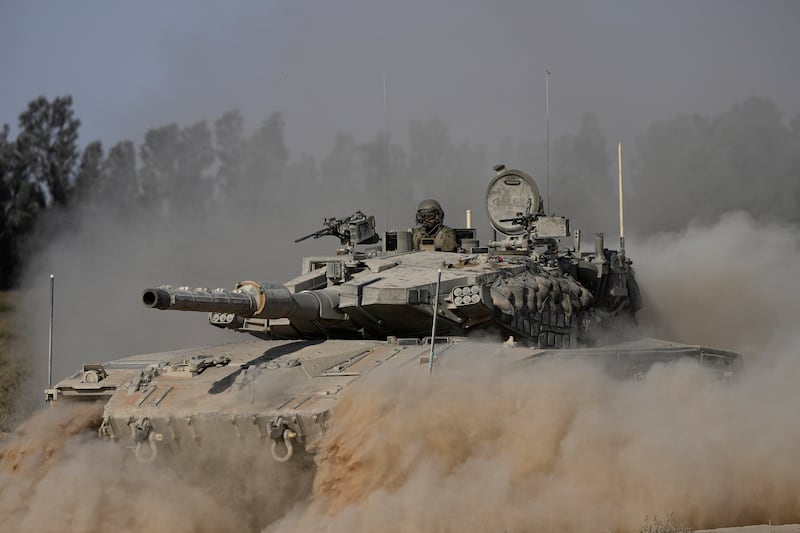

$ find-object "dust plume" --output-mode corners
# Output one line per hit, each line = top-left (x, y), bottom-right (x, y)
(1, 214), (798, 533)
(4, 203), (800, 532)
(13, 190), (311, 403)
(265, 213), (800, 532)
(633, 211), (800, 355)
(0, 401), (313, 533)
(2, 186), (319, 532)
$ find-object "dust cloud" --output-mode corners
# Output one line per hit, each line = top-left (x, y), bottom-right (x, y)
(265, 213), (800, 532)
(633, 211), (800, 355)
(0, 401), (313, 533)
(2, 214), (799, 532)
(13, 196), (312, 395)
(1, 195), (317, 532)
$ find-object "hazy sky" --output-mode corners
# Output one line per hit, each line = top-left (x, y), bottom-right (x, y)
(2, 0), (798, 157)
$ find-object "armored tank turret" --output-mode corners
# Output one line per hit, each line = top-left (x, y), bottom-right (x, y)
(47, 166), (739, 465)
(140, 168), (639, 348)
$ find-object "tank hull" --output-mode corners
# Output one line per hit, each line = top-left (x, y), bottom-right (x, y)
(49, 336), (739, 463)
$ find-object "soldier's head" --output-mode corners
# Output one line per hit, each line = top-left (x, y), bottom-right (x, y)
(416, 198), (444, 236)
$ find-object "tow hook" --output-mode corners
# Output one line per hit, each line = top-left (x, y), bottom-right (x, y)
(268, 417), (297, 463)
(130, 417), (162, 464)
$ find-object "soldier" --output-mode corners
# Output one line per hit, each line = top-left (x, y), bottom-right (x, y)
(411, 199), (457, 252)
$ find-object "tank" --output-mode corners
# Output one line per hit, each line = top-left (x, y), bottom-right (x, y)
(46, 166), (740, 464)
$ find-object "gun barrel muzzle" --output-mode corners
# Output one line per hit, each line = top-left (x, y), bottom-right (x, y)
(142, 288), (172, 309)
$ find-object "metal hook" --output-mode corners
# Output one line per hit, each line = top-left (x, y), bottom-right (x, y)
(134, 431), (159, 463)
(270, 429), (296, 463)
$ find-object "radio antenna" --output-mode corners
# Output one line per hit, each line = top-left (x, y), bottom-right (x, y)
(383, 71), (390, 234)
(48, 274), (54, 390)
(618, 142), (625, 257)
(428, 268), (442, 375)
(545, 69), (551, 214)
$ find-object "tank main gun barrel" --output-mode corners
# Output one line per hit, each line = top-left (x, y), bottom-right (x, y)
(142, 281), (346, 322)
(142, 286), (260, 315)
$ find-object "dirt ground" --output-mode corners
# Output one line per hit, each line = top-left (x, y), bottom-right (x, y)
(699, 526), (800, 533)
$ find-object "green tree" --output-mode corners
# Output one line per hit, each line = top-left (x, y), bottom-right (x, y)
(16, 96), (80, 206)
(139, 121), (214, 214)
(242, 112), (289, 203)
(0, 123), (46, 287)
(103, 140), (139, 209)
(0, 124), (15, 286)
(139, 123), (180, 211)
(73, 141), (104, 202)
(214, 110), (246, 196)
(0, 124), (11, 220)
(175, 121), (214, 209)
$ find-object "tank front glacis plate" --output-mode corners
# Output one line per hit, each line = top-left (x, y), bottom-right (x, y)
(54, 338), (434, 460)
(52, 335), (739, 465)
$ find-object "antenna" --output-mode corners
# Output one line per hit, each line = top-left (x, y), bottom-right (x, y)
(545, 69), (551, 214)
(48, 274), (54, 390)
(618, 142), (625, 256)
(428, 268), (442, 375)
(383, 71), (390, 234)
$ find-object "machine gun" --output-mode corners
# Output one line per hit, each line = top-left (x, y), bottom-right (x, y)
(294, 211), (380, 252)
(499, 197), (539, 232)
(494, 196), (569, 252)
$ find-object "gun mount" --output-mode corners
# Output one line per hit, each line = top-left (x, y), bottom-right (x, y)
(487, 166), (570, 252)
(294, 211), (380, 253)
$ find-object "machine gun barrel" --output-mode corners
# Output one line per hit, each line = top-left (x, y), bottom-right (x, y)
(294, 228), (332, 243)
(142, 281), (346, 322)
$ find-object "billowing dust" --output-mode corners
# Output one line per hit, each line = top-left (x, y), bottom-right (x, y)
(2, 212), (800, 532)
(0, 402), (313, 533)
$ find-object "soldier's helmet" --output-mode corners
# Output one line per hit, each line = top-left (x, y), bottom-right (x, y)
(416, 199), (444, 236)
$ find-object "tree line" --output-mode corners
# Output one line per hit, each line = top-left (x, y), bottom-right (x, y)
(2, 95), (799, 289)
